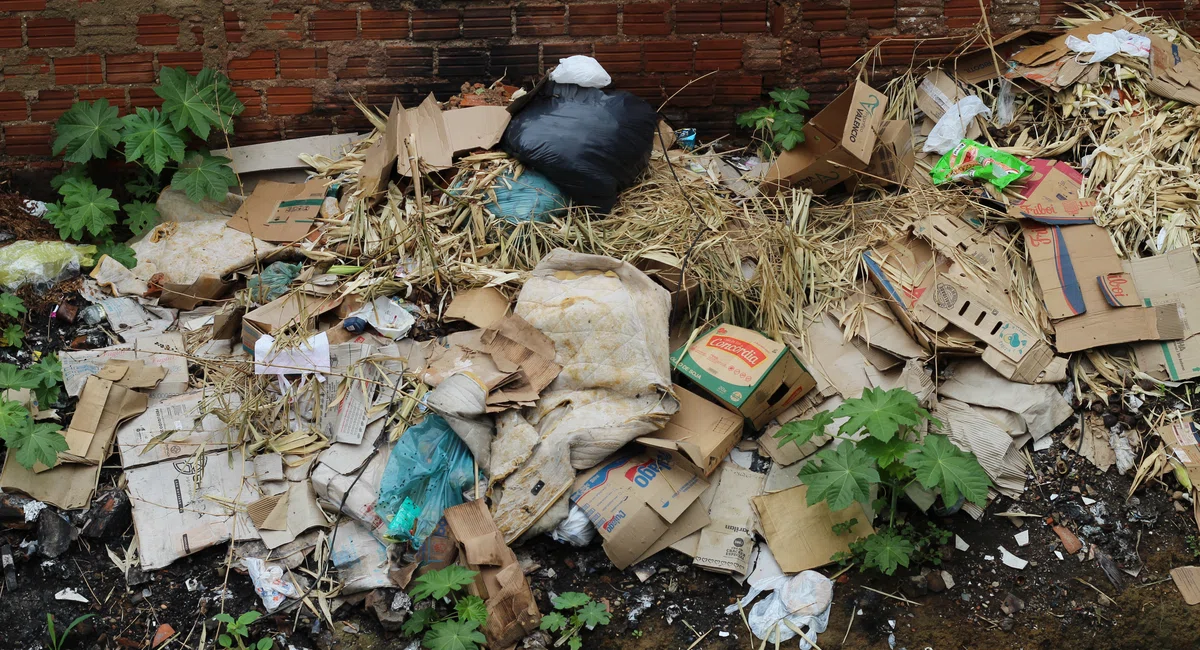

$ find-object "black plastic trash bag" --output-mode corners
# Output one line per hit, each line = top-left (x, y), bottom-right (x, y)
(500, 82), (658, 213)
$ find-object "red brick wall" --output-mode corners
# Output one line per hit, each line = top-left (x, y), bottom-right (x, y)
(0, 0), (1191, 159)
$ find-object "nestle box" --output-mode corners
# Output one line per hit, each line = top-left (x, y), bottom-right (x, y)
(637, 386), (743, 478)
(671, 324), (817, 430)
(763, 80), (888, 193)
(864, 120), (915, 187)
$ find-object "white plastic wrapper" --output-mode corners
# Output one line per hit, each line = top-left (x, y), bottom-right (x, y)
(551, 505), (598, 546)
(994, 80), (1016, 128)
(1065, 29), (1150, 64)
(548, 55), (612, 88)
(243, 557), (299, 612)
(352, 296), (416, 339)
(724, 570), (833, 649)
(924, 96), (992, 155)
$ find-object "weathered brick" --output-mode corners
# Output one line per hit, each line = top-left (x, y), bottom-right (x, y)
(266, 12), (303, 41)
(0, 92), (27, 121)
(129, 86), (164, 110)
(439, 47), (487, 78)
(339, 56), (371, 79)
(412, 9), (460, 40)
(361, 10), (408, 39)
(386, 46), (434, 77)
(610, 74), (662, 103)
(77, 20), (135, 44)
(4, 55), (50, 87)
(311, 10), (357, 41)
(664, 73), (717, 107)
(232, 86), (262, 117)
(78, 88), (127, 114)
(490, 43), (538, 78)
(157, 52), (203, 74)
(715, 74), (762, 105)
(280, 48), (328, 80)
(645, 41), (693, 72)
(623, 3), (671, 35)
(267, 87), (313, 115)
(228, 50), (276, 81)
(4, 123), (52, 156)
(31, 90), (74, 122)
(137, 14), (179, 46)
(464, 6), (512, 38)
(570, 5), (619, 36)
(106, 53), (155, 84)
(0, 18), (21, 49)
(0, 0), (45, 10)
(54, 54), (102, 85)
(230, 119), (279, 145)
(595, 43), (643, 73)
(544, 43), (594, 64)
(723, 2), (769, 32)
(516, 5), (565, 36)
(224, 11), (243, 43)
(695, 39), (742, 71)
(27, 18), (75, 48)
(676, 2), (722, 33)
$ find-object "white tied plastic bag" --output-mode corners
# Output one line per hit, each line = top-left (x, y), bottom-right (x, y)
(1065, 29), (1150, 64)
(924, 95), (992, 155)
(548, 55), (612, 88)
(551, 505), (598, 546)
(724, 570), (833, 649)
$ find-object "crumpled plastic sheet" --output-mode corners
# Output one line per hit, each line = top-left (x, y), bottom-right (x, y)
(0, 240), (95, 290)
(924, 96), (992, 155)
(724, 570), (834, 649)
(551, 504), (598, 547)
(243, 557), (299, 612)
(1066, 29), (1150, 64)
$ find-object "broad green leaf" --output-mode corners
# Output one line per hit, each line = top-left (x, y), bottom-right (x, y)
(34, 383), (61, 409)
(53, 99), (123, 163)
(798, 442), (879, 511)
(96, 241), (137, 269)
(63, 181), (119, 238)
(2, 325), (23, 349)
(171, 153), (237, 202)
(736, 106), (775, 130)
(409, 565), (478, 601)
(539, 612), (568, 632)
(121, 107), (186, 173)
(577, 600), (610, 628)
(155, 67), (221, 139)
(10, 417), (67, 470)
(213, 613), (236, 625)
(28, 356), (60, 389)
(0, 293), (25, 319)
(51, 165), (88, 192)
(775, 410), (833, 450)
(42, 202), (76, 241)
(857, 436), (918, 469)
(0, 400), (26, 436)
(551, 592), (591, 610)
(401, 608), (438, 636)
(906, 434), (992, 506)
(861, 529), (914, 576)
(832, 387), (927, 441)
(236, 611), (261, 627)
(769, 88), (811, 113)
(219, 635), (232, 648)
(423, 619), (486, 650)
(455, 595), (488, 626)
(568, 636), (582, 650)
(123, 201), (159, 236)
(0, 363), (37, 390)
(256, 638), (273, 650)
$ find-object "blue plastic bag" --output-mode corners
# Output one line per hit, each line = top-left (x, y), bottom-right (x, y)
(487, 168), (569, 225)
(376, 414), (477, 547)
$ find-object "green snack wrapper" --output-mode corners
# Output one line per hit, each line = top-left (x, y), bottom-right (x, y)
(930, 139), (1032, 190)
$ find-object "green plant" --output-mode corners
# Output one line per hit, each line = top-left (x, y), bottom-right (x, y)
(46, 613), (93, 650)
(403, 565), (488, 650)
(0, 293), (25, 319)
(0, 293), (25, 348)
(776, 387), (992, 575)
(539, 591), (611, 650)
(1188, 535), (1200, 561)
(0, 361), (67, 469)
(213, 611), (273, 650)
(47, 66), (244, 262)
(737, 88), (811, 156)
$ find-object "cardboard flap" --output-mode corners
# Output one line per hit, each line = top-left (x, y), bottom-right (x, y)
(395, 95), (453, 175)
(442, 106), (511, 154)
(1011, 15), (1140, 68)
(1009, 159), (1096, 225)
(600, 504), (667, 570)
(445, 288), (510, 329)
(636, 386), (742, 476)
(359, 99), (402, 197)
(227, 178), (325, 243)
(752, 485), (874, 573)
(1098, 272), (1140, 307)
(462, 530), (510, 567)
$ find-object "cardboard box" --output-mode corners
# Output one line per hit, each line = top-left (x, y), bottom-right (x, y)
(1146, 35), (1200, 105)
(948, 27), (1056, 84)
(671, 324), (817, 430)
(569, 449), (709, 569)
(864, 120), (915, 187)
(1161, 417), (1200, 487)
(693, 463), (764, 575)
(1022, 223), (1184, 352)
(1008, 159), (1096, 225)
(241, 291), (343, 354)
(636, 386), (743, 478)
(763, 81), (889, 193)
(1130, 248), (1200, 380)
(226, 178), (327, 243)
(752, 484), (874, 573)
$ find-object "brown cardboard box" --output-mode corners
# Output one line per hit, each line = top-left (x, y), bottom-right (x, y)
(1007, 159), (1096, 226)
(864, 120), (916, 187)
(241, 291), (343, 354)
(671, 324), (818, 430)
(763, 81), (889, 193)
(569, 449), (709, 569)
(693, 463), (763, 575)
(226, 178), (327, 243)
(1129, 248), (1200, 380)
(1147, 35), (1200, 105)
(1160, 416), (1200, 487)
(637, 386), (743, 478)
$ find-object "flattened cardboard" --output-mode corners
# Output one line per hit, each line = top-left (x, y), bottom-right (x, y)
(1010, 16), (1139, 68)
(116, 391), (240, 468)
(214, 133), (361, 174)
(1160, 417), (1200, 487)
(392, 97), (511, 177)
(693, 463), (764, 575)
(1130, 249), (1200, 380)
(764, 81), (888, 192)
(359, 99), (402, 198)
(242, 291), (342, 354)
(1170, 566), (1200, 605)
(570, 449), (708, 569)
(671, 324), (817, 430)
(445, 287), (510, 329)
(1148, 35), (1200, 105)
(864, 120), (915, 187)
(126, 449), (260, 570)
(948, 27), (1056, 84)
(478, 314), (562, 410)
(442, 106), (511, 154)
(443, 500), (540, 648)
(159, 273), (232, 311)
(636, 385), (743, 478)
(227, 178), (326, 243)
(1008, 159), (1096, 225)
(53, 378), (148, 469)
(1023, 223), (1184, 351)
(254, 480), (331, 549)
(752, 484), (874, 573)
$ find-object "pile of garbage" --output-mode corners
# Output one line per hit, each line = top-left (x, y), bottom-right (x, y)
(7, 10), (1200, 647)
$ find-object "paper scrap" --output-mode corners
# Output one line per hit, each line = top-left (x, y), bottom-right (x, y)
(999, 546), (1028, 570)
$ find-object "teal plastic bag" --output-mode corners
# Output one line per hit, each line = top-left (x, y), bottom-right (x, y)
(452, 168), (569, 225)
(376, 414), (477, 547)
(247, 261), (302, 303)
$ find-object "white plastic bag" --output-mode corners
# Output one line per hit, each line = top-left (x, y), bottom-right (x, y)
(724, 570), (833, 649)
(548, 55), (612, 88)
(551, 505), (598, 546)
(243, 557), (300, 612)
(1065, 29), (1150, 64)
(923, 95), (992, 155)
(994, 80), (1016, 128)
